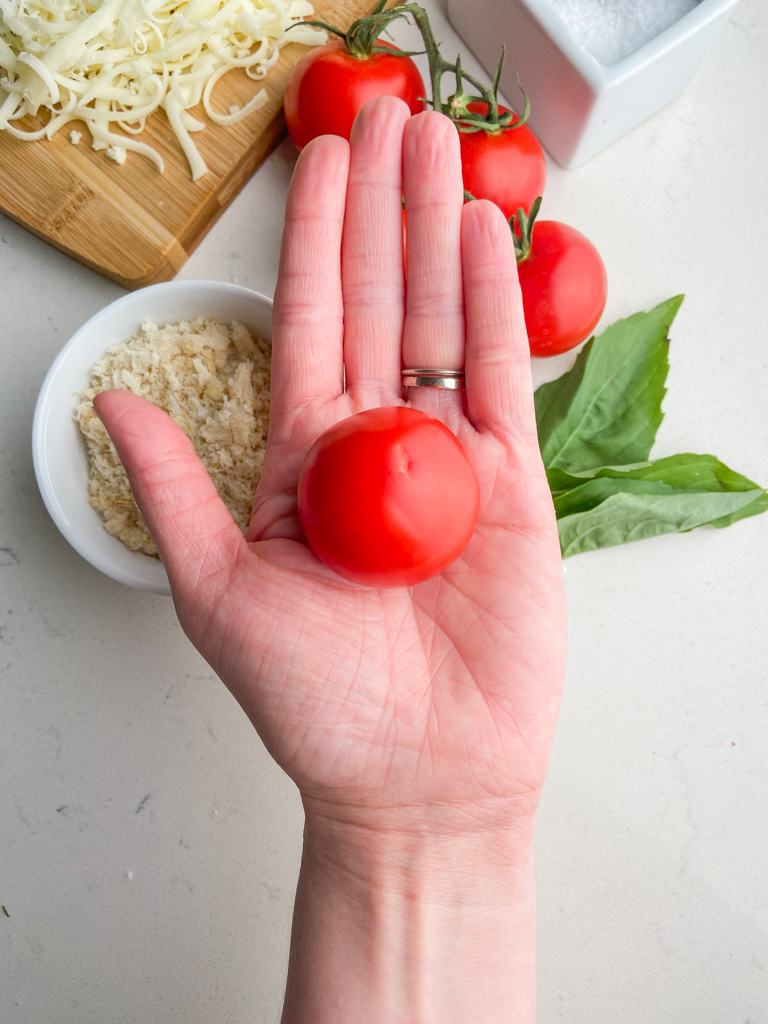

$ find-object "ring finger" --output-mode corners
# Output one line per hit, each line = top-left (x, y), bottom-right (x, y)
(401, 111), (465, 421)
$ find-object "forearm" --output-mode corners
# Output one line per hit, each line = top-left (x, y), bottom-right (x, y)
(281, 811), (538, 1024)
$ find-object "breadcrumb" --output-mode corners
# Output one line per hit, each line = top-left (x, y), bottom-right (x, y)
(75, 318), (271, 558)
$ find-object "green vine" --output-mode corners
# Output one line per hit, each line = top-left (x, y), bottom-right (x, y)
(388, 5), (530, 134)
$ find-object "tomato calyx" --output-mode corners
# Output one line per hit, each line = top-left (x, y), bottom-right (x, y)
(510, 195), (543, 264)
(464, 190), (544, 264)
(446, 50), (531, 136)
(295, 0), (422, 61)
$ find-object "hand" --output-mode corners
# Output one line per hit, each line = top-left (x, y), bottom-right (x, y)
(96, 97), (567, 1023)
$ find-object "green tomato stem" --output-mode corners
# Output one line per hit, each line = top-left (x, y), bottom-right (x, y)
(511, 196), (542, 264)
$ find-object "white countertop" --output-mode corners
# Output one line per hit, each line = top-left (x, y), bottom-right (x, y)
(1, 2), (767, 1021)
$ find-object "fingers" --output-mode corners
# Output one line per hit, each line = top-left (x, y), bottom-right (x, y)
(461, 199), (538, 443)
(402, 111), (465, 417)
(269, 134), (350, 438)
(342, 97), (411, 402)
(93, 390), (246, 598)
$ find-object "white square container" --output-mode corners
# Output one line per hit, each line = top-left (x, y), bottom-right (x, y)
(447, 0), (739, 168)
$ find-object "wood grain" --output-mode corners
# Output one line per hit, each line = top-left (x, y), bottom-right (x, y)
(0, 0), (376, 288)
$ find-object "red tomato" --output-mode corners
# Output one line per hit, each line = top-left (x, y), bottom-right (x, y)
(459, 102), (546, 220)
(284, 39), (426, 150)
(517, 220), (607, 357)
(297, 407), (480, 587)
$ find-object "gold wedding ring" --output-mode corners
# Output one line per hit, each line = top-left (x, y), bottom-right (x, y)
(401, 368), (466, 390)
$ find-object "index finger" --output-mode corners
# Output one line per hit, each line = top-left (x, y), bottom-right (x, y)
(269, 135), (350, 437)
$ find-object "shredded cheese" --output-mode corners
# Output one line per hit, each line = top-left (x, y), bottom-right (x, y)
(0, 0), (325, 179)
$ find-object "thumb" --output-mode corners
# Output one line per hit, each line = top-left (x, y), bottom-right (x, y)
(93, 390), (246, 599)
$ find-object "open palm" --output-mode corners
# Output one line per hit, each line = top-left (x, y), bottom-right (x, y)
(97, 98), (567, 836)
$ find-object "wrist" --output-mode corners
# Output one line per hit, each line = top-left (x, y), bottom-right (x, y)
(281, 806), (538, 1024)
(302, 801), (537, 901)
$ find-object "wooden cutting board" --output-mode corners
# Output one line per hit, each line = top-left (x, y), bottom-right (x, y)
(0, 0), (377, 289)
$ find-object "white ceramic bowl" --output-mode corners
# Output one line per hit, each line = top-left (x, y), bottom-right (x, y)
(448, 0), (739, 168)
(32, 280), (273, 597)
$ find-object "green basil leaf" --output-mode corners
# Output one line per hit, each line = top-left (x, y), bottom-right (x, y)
(535, 295), (683, 472)
(550, 453), (765, 498)
(547, 462), (652, 494)
(558, 488), (765, 558)
(709, 492), (768, 528)
(534, 300), (768, 556)
(554, 478), (671, 519)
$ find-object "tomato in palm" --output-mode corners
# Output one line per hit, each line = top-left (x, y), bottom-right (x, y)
(284, 40), (426, 150)
(517, 220), (607, 357)
(297, 407), (480, 587)
(459, 102), (546, 221)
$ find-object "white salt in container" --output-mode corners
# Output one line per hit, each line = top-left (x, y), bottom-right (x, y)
(447, 0), (739, 168)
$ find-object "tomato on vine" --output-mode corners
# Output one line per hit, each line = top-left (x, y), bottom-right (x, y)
(512, 198), (608, 357)
(284, 3), (426, 149)
(396, 10), (547, 217)
(458, 101), (546, 221)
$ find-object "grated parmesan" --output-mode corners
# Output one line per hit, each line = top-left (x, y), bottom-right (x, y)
(0, 0), (325, 179)
(75, 317), (271, 557)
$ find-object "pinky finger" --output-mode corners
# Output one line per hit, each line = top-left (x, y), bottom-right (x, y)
(461, 199), (538, 444)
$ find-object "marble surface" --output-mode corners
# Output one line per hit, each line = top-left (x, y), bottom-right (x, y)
(1, 1), (766, 1020)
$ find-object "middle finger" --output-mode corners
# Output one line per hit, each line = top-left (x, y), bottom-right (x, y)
(342, 96), (411, 404)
